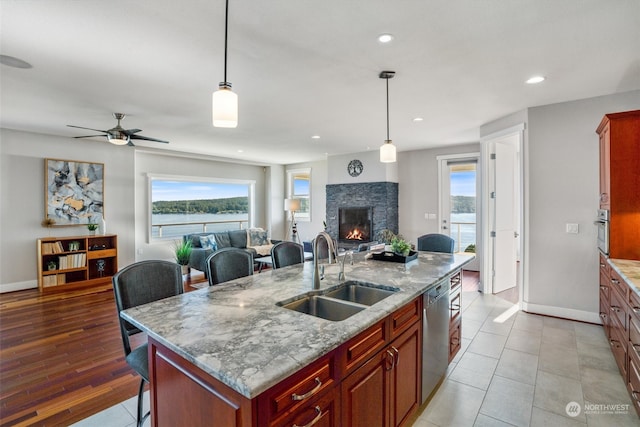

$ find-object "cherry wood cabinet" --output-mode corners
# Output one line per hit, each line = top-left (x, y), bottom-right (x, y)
(449, 270), (462, 362)
(340, 322), (420, 427)
(149, 296), (423, 427)
(596, 110), (640, 260)
(628, 290), (640, 415)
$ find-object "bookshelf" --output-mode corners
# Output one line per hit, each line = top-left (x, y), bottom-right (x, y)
(37, 234), (118, 293)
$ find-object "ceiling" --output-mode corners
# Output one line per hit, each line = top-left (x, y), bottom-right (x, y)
(1, 0), (639, 165)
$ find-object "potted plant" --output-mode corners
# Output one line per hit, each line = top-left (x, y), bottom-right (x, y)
(174, 240), (192, 275)
(87, 222), (99, 235)
(390, 236), (411, 256)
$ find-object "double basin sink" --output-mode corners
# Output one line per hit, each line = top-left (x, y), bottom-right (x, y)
(277, 281), (399, 321)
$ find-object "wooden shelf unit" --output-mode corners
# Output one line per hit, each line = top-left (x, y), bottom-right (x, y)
(37, 234), (118, 293)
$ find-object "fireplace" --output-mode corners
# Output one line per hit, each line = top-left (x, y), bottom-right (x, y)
(339, 207), (372, 244)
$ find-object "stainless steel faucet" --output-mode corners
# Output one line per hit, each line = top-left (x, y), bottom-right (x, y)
(312, 231), (336, 289)
(338, 251), (353, 281)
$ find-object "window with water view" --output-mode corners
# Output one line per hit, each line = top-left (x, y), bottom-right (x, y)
(151, 179), (252, 240)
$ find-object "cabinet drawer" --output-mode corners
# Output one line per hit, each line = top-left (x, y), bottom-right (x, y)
(449, 318), (461, 363)
(259, 353), (336, 422)
(390, 297), (420, 339)
(609, 285), (627, 333)
(449, 270), (462, 294)
(599, 272), (610, 303)
(628, 346), (640, 416)
(341, 320), (388, 375)
(629, 291), (640, 320)
(630, 313), (640, 356)
(599, 253), (610, 278)
(599, 296), (610, 338)
(610, 326), (627, 379)
(450, 288), (461, 324)
(610, 269), (629, 300)
(270, 387), (340, 427)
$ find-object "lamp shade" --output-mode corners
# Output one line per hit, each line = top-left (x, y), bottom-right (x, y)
(380, 140), (397, 163)
(108, 133), (130, 146)
(284, 198), (301, 212)
(212, 85), (238, 128)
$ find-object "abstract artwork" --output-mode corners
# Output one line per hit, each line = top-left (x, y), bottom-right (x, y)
(45, 158), (104, 226)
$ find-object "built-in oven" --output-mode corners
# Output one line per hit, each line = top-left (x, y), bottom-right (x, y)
(595, 209), (609, 255)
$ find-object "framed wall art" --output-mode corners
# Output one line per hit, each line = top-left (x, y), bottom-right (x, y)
(45, 158), (104, 226)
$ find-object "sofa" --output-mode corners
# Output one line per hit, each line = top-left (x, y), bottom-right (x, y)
(184, 228), (277, 276)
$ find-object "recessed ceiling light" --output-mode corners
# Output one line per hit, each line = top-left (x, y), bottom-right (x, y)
(526, 76), (545, 84)
(378, 34), (394, 43)
(0, 55), (32, 69)
(237, 149), (243, 153)
(311, 135), (320, 139)
(413, 117), (424, 122)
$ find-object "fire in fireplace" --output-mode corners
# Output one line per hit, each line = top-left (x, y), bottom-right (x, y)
(339, 207), (372, 243)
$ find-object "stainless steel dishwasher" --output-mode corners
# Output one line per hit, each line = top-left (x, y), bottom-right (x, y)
(422, 279), (451, 403)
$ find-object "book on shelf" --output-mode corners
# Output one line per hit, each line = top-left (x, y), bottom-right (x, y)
(42, 241), (65, 254)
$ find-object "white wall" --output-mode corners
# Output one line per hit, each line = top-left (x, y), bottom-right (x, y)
(0, 129), (134, 292)
(285, 159), (328, 244)
(481, 90), (640, 322)
(134, 150), (268, 262)
(0, 130), (272, 292)
(327, 151), (398, 184)
(397, 143), (481, 246)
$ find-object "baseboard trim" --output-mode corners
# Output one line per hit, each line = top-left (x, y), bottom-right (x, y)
(0, 280), (38, 294)
(522, 302), (601, 324)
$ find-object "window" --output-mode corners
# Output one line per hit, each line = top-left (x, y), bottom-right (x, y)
(287, 168), (311, 221)
(149, 175), (254, 240)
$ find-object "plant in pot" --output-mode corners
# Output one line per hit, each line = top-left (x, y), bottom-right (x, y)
(390, 236), (411, 257)
(174, 240), (192, 275)
(87, 222), (99, 235)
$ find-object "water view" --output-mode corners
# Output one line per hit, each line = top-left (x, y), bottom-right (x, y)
(152, 213), (248, 239)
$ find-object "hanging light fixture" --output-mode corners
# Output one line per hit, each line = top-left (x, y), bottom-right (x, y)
(212, 0), (238, 128)
(379, 71), (397, 163)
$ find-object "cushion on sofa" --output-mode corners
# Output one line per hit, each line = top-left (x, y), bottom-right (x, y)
(213, 232), (231, 248)
(228, 229), (248, 248)
(247, 228), (273, 256)
(199, 234), (218, 251)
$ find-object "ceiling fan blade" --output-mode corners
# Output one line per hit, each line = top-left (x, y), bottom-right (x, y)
(123, 128), (142, 135)
(73, 134), (106, 138)
(127, 140), (136, 147)
(67, 124), (108, 133)
(130, 134), (169, 144)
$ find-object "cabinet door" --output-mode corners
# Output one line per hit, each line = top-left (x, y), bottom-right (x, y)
(598, 121), (610, 209)
(389, 322), (420, 427)
(341, 350), (391, 427)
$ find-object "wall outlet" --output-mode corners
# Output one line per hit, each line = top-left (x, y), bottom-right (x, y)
(566, 223), (579, 234)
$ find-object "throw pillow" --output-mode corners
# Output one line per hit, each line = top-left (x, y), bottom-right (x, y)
(199, 234), (218, 251)
(248, 228), (269, 246)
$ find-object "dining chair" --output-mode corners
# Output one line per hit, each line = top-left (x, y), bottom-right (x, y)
(206, 247), (254, 285)
(271, 241), (305, 269)
(112, 260), (184, 427)
(417, 233), (455, 253)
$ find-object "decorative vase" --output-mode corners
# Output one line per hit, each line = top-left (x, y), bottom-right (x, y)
(181, 265), (189, 275)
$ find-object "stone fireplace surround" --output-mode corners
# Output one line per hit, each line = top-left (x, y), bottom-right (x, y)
(326, 182), (399, 247)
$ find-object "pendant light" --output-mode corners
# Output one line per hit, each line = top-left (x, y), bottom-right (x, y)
(212, 0), (238, 128)
(379, 71), (397, 163)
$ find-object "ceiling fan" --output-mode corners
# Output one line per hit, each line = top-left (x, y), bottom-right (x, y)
(67, 113), (169, 146)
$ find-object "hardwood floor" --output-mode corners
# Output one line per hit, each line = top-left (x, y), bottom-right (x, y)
(0, 273), (206, 427)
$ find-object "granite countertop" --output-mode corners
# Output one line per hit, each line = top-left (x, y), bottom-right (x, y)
(609, 258), (640, 294)
(121, 251), (474, 399)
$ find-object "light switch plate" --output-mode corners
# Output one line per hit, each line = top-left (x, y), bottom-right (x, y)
(566, 223), (579, 234)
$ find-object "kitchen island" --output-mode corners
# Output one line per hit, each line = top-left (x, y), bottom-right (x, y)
(122, 251), (474, 426)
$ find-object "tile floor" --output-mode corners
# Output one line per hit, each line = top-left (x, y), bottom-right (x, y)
(71, 291), (639, 427)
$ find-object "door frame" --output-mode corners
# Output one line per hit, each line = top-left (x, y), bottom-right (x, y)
(437, 152), (480, 271)
(480, 124), (526, 305)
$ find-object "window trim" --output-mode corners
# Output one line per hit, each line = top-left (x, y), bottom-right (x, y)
(147, 173), (256, 242)
(286, 168), (311, 222)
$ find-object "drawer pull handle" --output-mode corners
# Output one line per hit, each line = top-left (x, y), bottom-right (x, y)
(293, 406), (323, 427)
(633, 307), (640, 313)
(291, 378), (322, 401)
(599, 313), (607, 319)
(392, 346), (400, 367)
(610, 306), (621, 313)
(599, 286), (607, 291)
(632, 391), (640, 402)
(450, 304), (461, 311)
(385, 349), (395, 371)
(633, 344), (640, 350)
(610, 339), (620, 348)
(611, 278), (620, 284)
(600, 263), (606, 268)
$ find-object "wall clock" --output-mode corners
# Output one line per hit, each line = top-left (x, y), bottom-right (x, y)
(348, 159), (363, 177)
